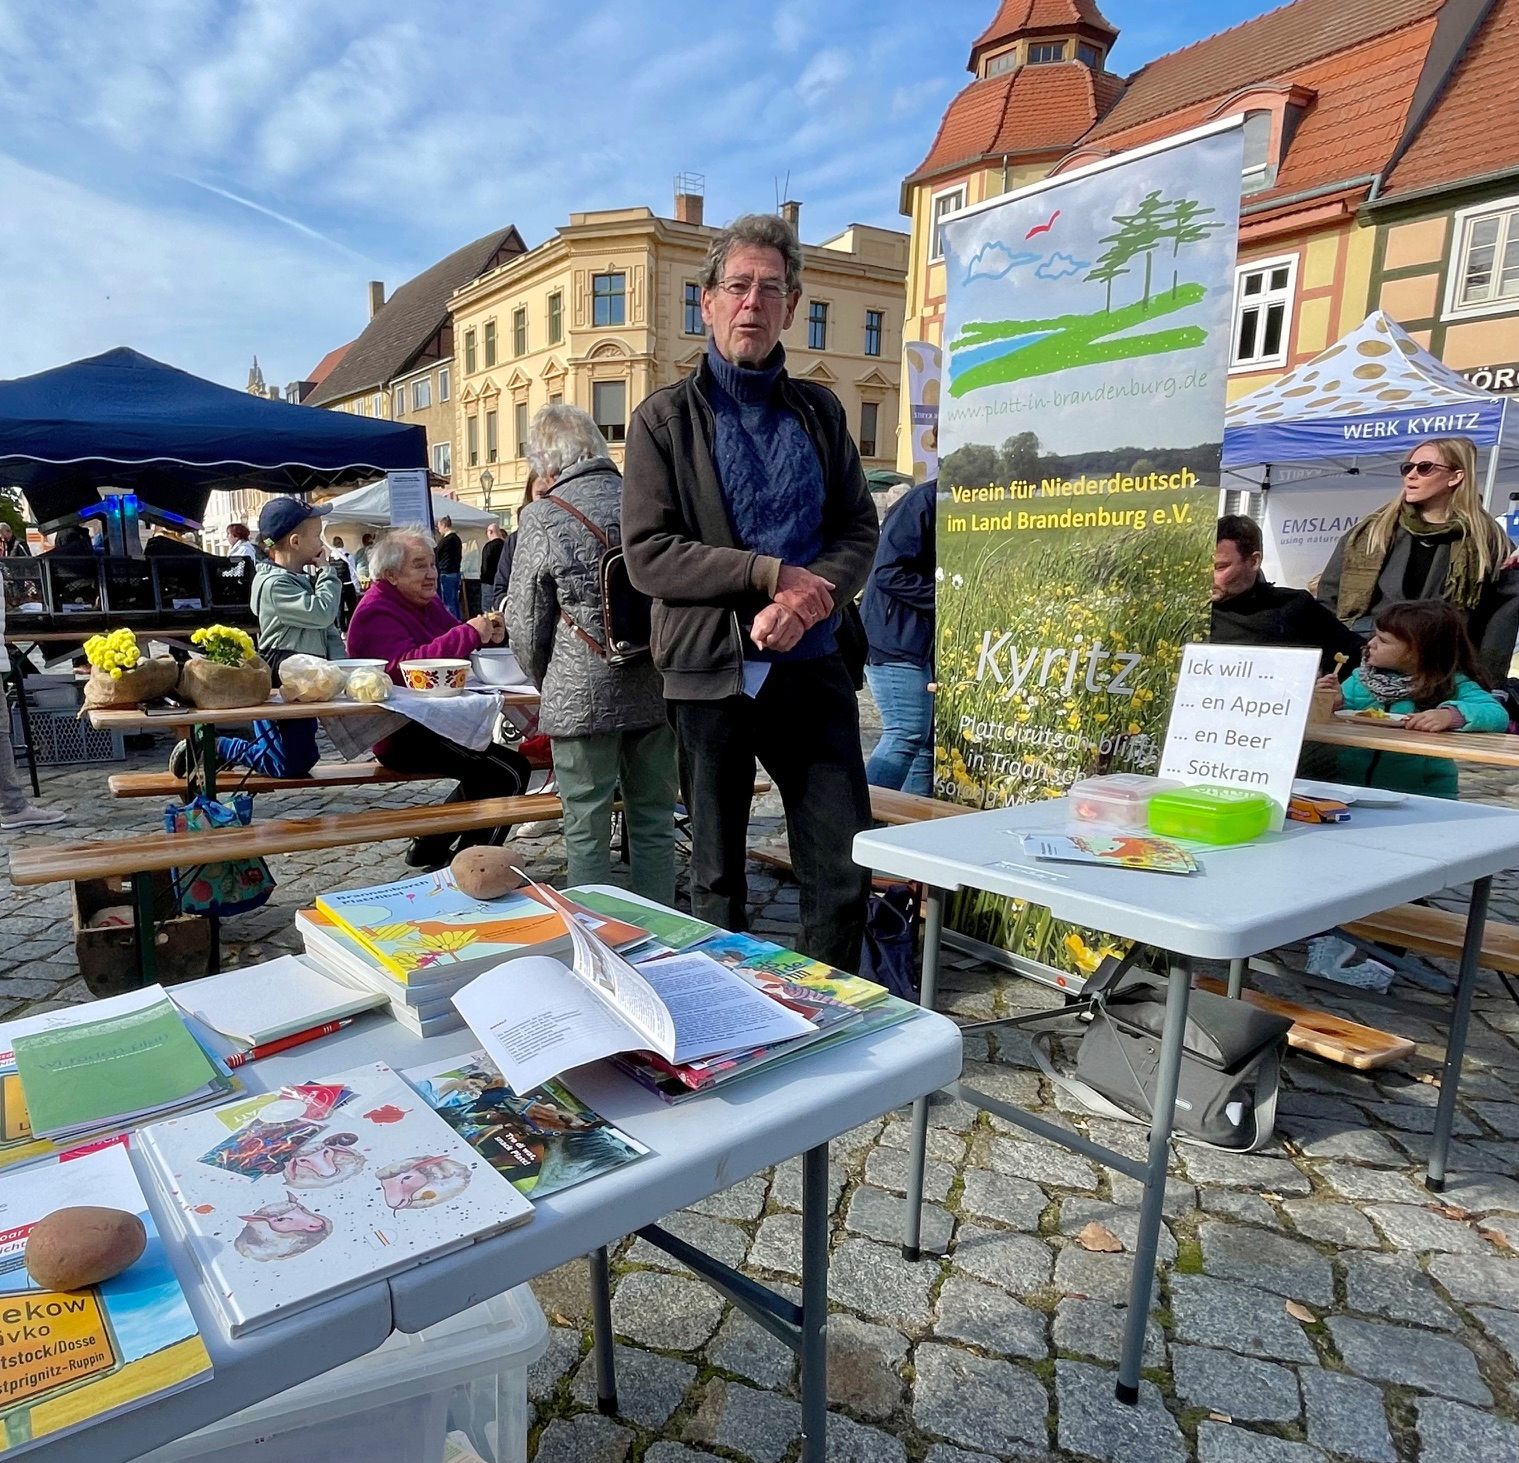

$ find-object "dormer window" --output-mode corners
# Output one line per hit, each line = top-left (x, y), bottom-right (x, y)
(1242, 110), (1273, 194)
(986, 49), (1017, 76)
(1077, 42), (1101, 68)
(1028, 41), (1067, 64)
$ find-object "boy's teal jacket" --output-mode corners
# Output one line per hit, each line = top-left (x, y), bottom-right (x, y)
(250, 560), (344, 658)
(1335, 668), (1508, 797)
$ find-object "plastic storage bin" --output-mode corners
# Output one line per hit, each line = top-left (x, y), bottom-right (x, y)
(1069, 774), (1180, 828)
(1147, 784), (1273, 845)
(133, 1285), (548, 1463)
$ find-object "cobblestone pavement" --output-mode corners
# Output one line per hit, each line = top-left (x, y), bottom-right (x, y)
(5, 708), (1519, 1462)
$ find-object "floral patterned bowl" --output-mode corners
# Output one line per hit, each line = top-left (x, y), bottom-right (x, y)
(398, 658), (469, 696)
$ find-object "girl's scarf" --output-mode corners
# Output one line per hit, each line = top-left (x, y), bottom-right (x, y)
(1358, 661), (1416, 707)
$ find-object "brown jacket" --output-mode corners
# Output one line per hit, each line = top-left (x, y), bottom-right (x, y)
(621, 356), (878, 700)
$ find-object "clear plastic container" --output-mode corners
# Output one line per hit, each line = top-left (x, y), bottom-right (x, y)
(1147, 785), (1273, 845)
(133, 1285), (548, 1463)
(1069, 774), (1181, 828)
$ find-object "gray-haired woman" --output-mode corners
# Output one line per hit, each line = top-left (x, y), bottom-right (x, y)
(506, 404), (677, 902)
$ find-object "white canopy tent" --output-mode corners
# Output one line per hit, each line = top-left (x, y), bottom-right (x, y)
(319, 480), (497, 532)
(1221, 311), (1517, 588)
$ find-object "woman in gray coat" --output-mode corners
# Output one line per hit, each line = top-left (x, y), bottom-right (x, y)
(506, 404), (677, 903)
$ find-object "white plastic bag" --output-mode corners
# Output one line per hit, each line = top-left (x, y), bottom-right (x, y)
(345, 666), (392, 703)
(279, 654), (349, 703)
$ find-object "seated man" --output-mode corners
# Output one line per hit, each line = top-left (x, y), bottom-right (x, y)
(1212, 515), (1364, 674)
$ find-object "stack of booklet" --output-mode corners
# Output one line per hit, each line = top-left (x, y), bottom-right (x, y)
(0, 987), (238, 1175)
(135, 1060), (534, 1338)
(296, 873), (647, 1036)
(0, 1140), (212, 1451)
(450, 883), (917, 1103)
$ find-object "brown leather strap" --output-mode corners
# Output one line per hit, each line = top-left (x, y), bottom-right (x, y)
(542, 494), (613, 657)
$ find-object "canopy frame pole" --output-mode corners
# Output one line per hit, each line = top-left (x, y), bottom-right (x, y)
(1482, 402), (1506, 515)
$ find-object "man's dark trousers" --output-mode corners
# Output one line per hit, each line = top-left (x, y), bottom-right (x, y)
(674, 654), (872, 972)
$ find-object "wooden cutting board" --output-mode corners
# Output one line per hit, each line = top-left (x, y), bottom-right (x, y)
(1196, 976), (1414, 1070)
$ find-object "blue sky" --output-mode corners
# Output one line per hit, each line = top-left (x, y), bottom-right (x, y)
(0, 0), (1281, 391)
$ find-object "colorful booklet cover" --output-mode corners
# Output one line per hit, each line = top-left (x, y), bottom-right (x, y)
(11, 995), (231, 1139)
(314, 873), (647, 984)
(688, 930), (891, 1009)
(562, 886), (719, 954)
(1018, 832), (1199, 875)
(0, 1140), (211, 1454)
(403, 1050), (648, 1201)
(135, 1061), (533, 1338)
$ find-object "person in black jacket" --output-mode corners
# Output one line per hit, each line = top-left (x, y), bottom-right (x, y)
(435, 516), (463, 618)
(1212, 515), (1363, 674)
(862, 479), (936, 795)
(623, 212), (879, 972)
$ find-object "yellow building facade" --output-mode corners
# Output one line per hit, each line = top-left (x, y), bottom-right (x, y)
(448, 204), (909, 522)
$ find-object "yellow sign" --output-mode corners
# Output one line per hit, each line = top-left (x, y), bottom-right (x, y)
(0, 1290), (117, 1410)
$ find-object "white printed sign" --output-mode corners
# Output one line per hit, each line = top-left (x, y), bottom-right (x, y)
(1159, 643), (1319, 831)
(1259, 480), (1391, 589)
(386, 469), (432, 530)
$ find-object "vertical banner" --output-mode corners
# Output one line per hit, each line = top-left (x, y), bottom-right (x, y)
(934, 120), (1244, 983)
(903, 341), (943, 481)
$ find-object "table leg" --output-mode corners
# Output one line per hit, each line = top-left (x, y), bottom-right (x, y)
(588, 1245), (618, 1415)
(8, 667), (40, 798)
(798, 1141), (830, 1463)
(1427, 875), (1490, 1193)
(195, 722), (219, 802)
(132, 872), (158, 987)
(902, 886), (946, 1261)
(1116, 954), (1192, 1404)
(1226, 957), (1246, 1000)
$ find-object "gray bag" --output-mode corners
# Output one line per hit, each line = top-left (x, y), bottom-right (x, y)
(1033, 967), (1292, 1153)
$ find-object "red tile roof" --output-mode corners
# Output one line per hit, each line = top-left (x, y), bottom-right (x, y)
(907, 61), (1115, 189)
(971, 0), (1117, 60)
(1085, 0), (1441, 141)
(306, 342), (352, 388)
(1383, 0), (1519, 196)
(1080, 19), (1439, 213)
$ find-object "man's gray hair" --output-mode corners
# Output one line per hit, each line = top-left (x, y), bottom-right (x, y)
(698, 212), (804, 293)
(369, 525), (433, 582)
(527, 403), (609, 481)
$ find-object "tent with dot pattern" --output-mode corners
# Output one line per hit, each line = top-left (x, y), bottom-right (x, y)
(1222, 311), (1514, 510)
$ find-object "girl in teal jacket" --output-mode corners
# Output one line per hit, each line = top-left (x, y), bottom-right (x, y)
(1315, 599), (1508, 798)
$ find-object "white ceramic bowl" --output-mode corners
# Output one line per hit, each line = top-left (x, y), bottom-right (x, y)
(331, 658), (389, 674)
(470, 648), (528, 687)
(398, 658), (470, 696)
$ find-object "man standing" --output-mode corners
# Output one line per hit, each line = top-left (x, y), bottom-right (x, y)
(1212, 515), (1363, 673)
(353, 532), (375, 586)
(435, 515), (463, 618)
(479, 522), (506, 614)
(623, 212), (879, 971)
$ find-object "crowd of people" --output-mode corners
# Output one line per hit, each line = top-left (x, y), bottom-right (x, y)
(5, 210), (1517, 974)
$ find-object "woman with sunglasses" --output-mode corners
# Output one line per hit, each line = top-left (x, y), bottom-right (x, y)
(1316, 437), (1516, 679)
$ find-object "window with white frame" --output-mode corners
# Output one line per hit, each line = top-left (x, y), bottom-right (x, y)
(411, 377), (431, 411)
(593, 380), (627, 442)
(986, 50), (1015, 76)
(1446, 196), (1519, 319)
(432, 441), (452, 476)
(485, 408), (498, 463)
(514, 400), (529, 458)
(1028, 41), (1066, 63)
(393, 386), (406, 416)
(371, 392), (384, 417)
(1241, 110), (1273, 194)
(930, 185), (965, 262)
(438, 365), (451, 401)
(1230, 256), (1296, 369)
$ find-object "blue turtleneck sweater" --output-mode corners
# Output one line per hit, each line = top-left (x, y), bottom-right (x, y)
(705, 341), (834, 661)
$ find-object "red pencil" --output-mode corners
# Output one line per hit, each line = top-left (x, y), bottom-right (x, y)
(225, 1019), (354, 1068)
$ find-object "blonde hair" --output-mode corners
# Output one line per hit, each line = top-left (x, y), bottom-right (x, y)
(1349, 437), (1504, 577)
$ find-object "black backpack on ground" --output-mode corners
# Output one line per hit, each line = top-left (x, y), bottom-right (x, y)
(542, 496), (651, 666)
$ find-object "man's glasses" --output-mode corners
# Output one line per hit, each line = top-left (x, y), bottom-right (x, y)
(715, 277), (790, 302)
(1400, 460), (1453, 477)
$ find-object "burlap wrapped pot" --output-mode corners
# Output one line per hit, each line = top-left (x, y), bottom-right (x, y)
(179, 655), (273, 710)
(82, 656), (181, 709)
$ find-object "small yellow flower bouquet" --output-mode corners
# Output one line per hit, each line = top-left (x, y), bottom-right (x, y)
(190, 624), (257, 668)
(181, 623), (271, 709)
(81, 628), (181, 708)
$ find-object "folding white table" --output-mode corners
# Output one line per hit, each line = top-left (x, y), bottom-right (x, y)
(854, 792), (1519, 1402)
(44, 991), (961, 1462)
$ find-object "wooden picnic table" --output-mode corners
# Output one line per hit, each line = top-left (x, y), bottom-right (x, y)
(1305, 718), (1519, 769)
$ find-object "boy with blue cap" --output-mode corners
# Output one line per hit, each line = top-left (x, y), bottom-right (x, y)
(171, 496), (343, 780)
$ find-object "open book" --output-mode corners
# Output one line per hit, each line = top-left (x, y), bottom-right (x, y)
(451, 883), (816, 1094)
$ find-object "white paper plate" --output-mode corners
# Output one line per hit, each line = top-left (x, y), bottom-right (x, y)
(1334, 708), (1408, 725)
(1344, 787), (1407, 807)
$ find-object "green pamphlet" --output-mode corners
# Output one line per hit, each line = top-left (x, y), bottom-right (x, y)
(12, 997), (225, 1138)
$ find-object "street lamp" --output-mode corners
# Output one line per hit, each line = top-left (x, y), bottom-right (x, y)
(479, 468), (494, 512)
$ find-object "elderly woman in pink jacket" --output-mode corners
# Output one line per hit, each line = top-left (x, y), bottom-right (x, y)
(347, 525), (530, 868)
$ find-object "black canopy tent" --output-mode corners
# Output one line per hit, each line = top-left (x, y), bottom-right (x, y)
(0, 347), (427, 527)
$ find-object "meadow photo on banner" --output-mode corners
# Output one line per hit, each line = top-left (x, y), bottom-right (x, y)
(933, 120), (1243, 982)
